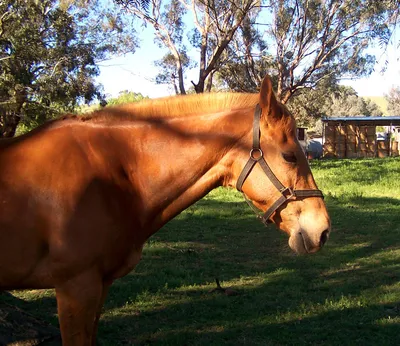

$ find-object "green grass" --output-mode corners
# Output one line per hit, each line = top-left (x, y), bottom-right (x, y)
(3, 157), (400, 345)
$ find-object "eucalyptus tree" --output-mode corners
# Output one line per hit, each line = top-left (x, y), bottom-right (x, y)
(267, 0), (399, 103)
(327, 91), (383, 118)
(219, 0), (399, 106)
(385, 86), (400, 115)
(0, 0), (137, 137)
(107, 90), (149, 105)
(285, 82), (382, 128)
(116, 0), (261, 94)
(216, 8), (271, 93)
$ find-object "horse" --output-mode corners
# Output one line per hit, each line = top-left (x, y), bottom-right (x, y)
(0, 75), (330, 345)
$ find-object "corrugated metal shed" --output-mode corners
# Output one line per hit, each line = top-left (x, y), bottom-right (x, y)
(322, 116), (400, 126)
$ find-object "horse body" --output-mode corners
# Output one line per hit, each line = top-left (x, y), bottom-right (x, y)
(0, 77), (330, 345)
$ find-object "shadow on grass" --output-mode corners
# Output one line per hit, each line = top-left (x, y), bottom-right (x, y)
(2, 194), (399, 345)
(97, 195), (400, 344)
(101, 300), (400, 346)
(0, 292), (60, 345)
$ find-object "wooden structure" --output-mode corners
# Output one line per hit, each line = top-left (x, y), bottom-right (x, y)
(297, 127), (307, 152)
(322, 116), (400, 159)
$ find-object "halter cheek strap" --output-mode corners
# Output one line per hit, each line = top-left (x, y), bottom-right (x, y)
(236, 104), (324, 225)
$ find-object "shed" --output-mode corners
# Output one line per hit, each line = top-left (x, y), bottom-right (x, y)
(321, 116), (400, 159)
(297, 127), (307, 151)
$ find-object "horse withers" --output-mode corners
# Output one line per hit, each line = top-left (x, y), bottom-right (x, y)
(0, 76), (330, 345)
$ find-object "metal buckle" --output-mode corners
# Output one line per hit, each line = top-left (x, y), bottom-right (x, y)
(280, 187), (294, 199)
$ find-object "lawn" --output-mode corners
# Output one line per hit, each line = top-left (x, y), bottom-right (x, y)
(2, 157), (400, 345)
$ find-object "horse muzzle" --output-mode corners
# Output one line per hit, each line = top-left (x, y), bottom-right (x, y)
(288, 227), (330, 254)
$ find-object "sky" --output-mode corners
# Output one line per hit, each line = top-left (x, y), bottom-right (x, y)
(96, 26), (178, 99)
(343, 43), (400, 97)
(96, 26), (400, 100)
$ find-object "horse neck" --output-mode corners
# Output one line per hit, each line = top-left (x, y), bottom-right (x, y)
(118, 108), (253, 231)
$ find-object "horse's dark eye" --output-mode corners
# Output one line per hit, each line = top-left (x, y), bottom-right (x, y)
(282, 152), (297, 163)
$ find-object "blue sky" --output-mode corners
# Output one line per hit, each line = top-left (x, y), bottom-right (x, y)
(96, 24), (400, 99)
(343, 42), (400, 97)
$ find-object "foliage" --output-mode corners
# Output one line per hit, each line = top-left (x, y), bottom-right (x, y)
(328, 95), (383, 118)
(218, 0), (399, 105)
(0, 0), (137, 137)
(267, 0), (389, 102)
(286, 78), (337, 126)
(117, 0), (189, 94)
(385, 86), (400, 115)
(154, 51), (196, 94)
(115, 0), (151, 12)
(3, 157), (400, 345)
(115, 0), (399, 114)
(116, 0), (261, 94)
(287, 82), (383, 128)
(216, 9), (272, 93)
(107, 90), (149, 105)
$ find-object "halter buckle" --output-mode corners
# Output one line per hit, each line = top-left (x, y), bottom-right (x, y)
(280, 187), (294, 200)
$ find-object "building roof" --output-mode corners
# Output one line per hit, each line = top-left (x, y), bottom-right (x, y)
(322, 116), (400, 126)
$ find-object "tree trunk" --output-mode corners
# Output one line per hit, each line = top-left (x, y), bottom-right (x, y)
(280, 90), (292, 104)
(193, 29), (209, 94)
(176, 57), (186, 95)
(205, 71), (214, 92)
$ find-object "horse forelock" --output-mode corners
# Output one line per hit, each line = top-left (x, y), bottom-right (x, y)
(278, 103), (297, 135)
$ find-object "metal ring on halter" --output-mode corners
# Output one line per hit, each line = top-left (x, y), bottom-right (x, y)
(250, 148), (263, 161)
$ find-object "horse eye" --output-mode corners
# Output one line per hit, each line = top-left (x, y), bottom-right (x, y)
(282, 152), (297, 163)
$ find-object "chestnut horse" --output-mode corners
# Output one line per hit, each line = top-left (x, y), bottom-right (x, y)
(0, 76), (330, 345)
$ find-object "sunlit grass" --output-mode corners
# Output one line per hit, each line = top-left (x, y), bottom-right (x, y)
(4, 157), (400, 345)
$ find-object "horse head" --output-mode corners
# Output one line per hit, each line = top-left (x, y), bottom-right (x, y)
(233, 75), (330, 254)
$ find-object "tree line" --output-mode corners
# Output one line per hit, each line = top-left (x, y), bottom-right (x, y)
(1, 0), (400, 137)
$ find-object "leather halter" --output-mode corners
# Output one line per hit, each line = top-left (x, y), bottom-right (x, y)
(236, 104), (324, 225)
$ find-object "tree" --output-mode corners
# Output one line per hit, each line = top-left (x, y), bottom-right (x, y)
(216, 7), (271, 92)
(267, 0), (399, 103)
(288, 83), (382, 128)
(0, 0), (137, 137)
(114, 0), (398, 114)
(327, 95), (383, 118)
(115, 0), (152, 11)
(116, 0), (261, 94)
(286, 78), (337, 126)
(107, 91), (149, 105)
(154, 51), (195, 94)
(118, 0), (189, 94)
(219, 0), (399, 104)
(385, 86), (400, 115)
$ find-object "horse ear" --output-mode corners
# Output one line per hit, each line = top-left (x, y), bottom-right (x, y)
(259, 75), (281, 121)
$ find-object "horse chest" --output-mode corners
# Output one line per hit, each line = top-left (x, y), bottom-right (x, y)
(108, 245), (143, 280)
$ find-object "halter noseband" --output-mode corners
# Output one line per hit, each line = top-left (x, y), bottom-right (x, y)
(236, 104), (324, 225)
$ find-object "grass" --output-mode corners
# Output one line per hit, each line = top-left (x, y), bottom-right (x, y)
(2, 157), (400, 345)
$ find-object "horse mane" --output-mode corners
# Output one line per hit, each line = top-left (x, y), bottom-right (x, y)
(80, 92), (259, 123)
(36, 91), (296, 136)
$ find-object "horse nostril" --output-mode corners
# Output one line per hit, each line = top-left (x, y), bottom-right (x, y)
(320, 229), (329, 247)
